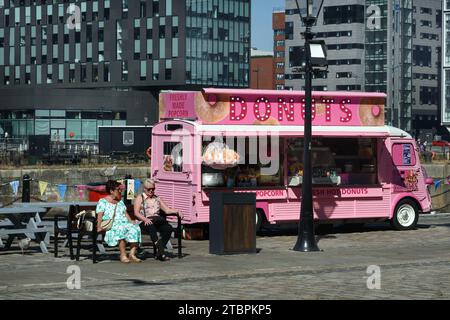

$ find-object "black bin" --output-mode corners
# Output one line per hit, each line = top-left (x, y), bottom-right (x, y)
(209, 192), (257, 255)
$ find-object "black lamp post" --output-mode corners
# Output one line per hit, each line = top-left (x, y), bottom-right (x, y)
(293, 0), (326, 252)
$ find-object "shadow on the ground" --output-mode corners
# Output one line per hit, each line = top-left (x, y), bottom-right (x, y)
(256, 221), (431, 238)
(418, 222), (450, 229)
(257, 218), (450, 239)
(118, 279), (174, 286)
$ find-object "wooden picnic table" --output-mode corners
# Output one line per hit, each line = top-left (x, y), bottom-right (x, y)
(0, 206), (51, 253)
(1, 202), (99, 254)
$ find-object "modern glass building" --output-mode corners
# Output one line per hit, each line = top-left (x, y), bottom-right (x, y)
(284, 0), (441, 136)
(365, 0), (413, 132)
(0, 0), (250, 142)
(443, 1), (450, 126)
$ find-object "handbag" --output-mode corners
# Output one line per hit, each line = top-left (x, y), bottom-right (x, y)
(75, 210), (96, 232)
(100, 204), (118, 231)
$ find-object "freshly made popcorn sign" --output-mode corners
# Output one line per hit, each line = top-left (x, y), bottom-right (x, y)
(159, 89), (386, 127)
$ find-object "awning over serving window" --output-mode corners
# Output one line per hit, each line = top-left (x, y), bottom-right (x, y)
(198, 125), (411, 138)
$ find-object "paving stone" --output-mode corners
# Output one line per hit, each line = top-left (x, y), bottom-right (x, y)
(1, 214), (450, 299)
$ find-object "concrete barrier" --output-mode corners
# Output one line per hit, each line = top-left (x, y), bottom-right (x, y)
(0, 166), (151, 204)
(423, 164), (450, 213)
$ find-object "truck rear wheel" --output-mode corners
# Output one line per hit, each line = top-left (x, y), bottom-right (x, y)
(391, 199), (419, 230)
(255, 209), (265, 233)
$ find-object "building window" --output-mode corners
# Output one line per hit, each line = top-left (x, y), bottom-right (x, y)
(275, 40), (285, 47)
(47, 4), (53, 24)
(134, 40), (141, 60)
(53, 44), (58, 63)
(140, 0), (146, 17)
(140, 61), (146, 81)
(153, 60), (159, 80)
(80, 63), (86, 83)
(46, 64), (52, 84)
(0, 28), (4, 48)
(93, 1), (99, 21)
(36, 65), (41, 84)
(92, 63), (99, 82)
(147, 39), (153, 59)
(122, 0), (129, 19)
(121, 60), (128, 81)
(323, 5), (364, 25)
(104, 0), (110, 20)
(58, 64), (63, 83)
(117, 21), (123, 60)
(69, 64), (75, 83)
(159, 25), (166, 39)
(25, 6), (31, 25)
(165, 60), (172, 80)
(36, 6), (41, 25)
(153, 0), (159, 17)
(14, 65), (20, 84)
(104, 62), (110, 82)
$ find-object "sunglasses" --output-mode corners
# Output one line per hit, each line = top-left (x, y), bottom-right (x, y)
(144, 188), (155, 191)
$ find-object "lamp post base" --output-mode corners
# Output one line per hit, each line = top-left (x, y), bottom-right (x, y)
(293, 235), (320, 252)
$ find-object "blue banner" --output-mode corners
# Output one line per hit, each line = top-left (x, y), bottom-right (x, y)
(10, 181), (19, 195)
(434, 179), (441, 191)
(135, 179), (141, 194)
(58, 184), (67, 200)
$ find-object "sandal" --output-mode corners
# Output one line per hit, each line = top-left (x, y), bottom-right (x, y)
(129, 255), (142, 263)
(120, 255), (130, 263)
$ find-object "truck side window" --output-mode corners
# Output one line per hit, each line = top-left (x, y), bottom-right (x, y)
(163, 141), (183, 172)
(392, 143), (416, 166)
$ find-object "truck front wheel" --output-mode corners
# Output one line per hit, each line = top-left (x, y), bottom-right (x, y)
(391, 199), (419, 230)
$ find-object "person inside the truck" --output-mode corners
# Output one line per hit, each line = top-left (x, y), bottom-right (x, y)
(133, 179), (182, 261)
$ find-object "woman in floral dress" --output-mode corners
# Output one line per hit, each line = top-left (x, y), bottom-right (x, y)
(96, 180), (142, 263)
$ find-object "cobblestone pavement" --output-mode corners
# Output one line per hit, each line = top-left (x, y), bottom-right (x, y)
(1, 214), (450, 300)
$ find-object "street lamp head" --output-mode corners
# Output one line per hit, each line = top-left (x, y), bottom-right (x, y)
(295, 0), (325, 22)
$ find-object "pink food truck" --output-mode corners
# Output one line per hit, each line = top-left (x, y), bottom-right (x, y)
(151, 89), (433, 233)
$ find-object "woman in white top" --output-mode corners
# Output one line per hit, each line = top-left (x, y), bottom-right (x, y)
(133, 179), (182, 261)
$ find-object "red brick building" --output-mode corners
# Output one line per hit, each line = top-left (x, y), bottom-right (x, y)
(250, 49), (275, 89)
(273, 11), (286, 90)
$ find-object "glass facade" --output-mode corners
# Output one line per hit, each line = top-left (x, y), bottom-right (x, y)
(0, 110), (126, 141)
(365, 1), (388, 93)
(365, 0), (413, 132)
(186, 0), (250, 87)
(0, 0), (251, 140)
(0, 0), (250, 87)
(444, 5), (450, 123)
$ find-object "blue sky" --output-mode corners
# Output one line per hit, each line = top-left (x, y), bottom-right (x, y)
(251, 0), (286, 52)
